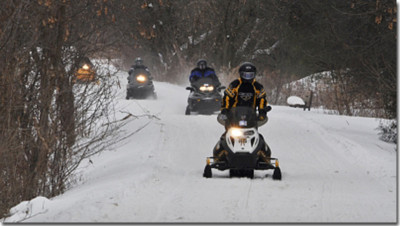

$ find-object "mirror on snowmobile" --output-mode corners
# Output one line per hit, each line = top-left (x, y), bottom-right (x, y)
(257, 117), (268, 127)
(217, 113), (227, 126)
(217, 86), (226, 92)
(186, 87), (194, 91)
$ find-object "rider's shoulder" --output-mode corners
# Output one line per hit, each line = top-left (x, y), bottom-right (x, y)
(229, 79), (241, 87)
(191, 67), (201, 72)
(253, 81), (264, 89)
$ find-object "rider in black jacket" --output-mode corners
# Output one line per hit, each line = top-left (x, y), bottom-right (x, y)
(215, 62), (272, 164)
(128, 57), (150, 75)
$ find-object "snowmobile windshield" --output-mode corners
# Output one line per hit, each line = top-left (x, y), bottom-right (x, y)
(191, 77), (219, 90)
(79, 57), (93, 67)
(132, 68), (150, 76)
(129, 68), (151, 82)
(226, 107), (258, 128)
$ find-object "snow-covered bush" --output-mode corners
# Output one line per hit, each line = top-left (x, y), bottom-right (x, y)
(378, 120), (397, 144)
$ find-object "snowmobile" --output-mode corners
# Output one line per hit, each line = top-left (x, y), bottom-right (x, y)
(74, 58), (98, 84)
(203, 106), (281, 179)
(185, 77), (225, 115)
(126, 68), (157, 99)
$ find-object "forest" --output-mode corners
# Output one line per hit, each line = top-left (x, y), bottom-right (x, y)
(0, 0), (397, 218)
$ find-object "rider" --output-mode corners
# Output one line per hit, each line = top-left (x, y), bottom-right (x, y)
(128, 57), (150, 76)
(189, 59), (221, 86)
(215, 62), (272, 164)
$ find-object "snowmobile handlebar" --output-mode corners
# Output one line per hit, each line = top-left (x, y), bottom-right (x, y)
(217, 113), (268, 127)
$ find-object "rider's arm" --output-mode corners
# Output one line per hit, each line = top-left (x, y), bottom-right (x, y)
(255, 82), (268, 112)
(128, 67), (134, 75)
(208, 70), (221, 87)
(189, 69), (201, 83)
(221, 80), (240, 112)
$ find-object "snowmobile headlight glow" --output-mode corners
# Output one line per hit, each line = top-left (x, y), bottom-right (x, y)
(230, 128), (243, 137)
(199, 85), (214, 92)
(82, 64), (90, 70)
(136, 74), (147, 82)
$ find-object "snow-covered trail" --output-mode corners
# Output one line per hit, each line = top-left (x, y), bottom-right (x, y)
(5, 72), (396, 223)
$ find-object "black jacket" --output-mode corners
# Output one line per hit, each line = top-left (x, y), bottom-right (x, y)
(129, 65), (150, 76)
(189, 67), (220, 86)
(222, 78), (267, 112)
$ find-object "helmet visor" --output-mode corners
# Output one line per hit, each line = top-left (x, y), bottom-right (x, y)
(241, 72), (255, 80)
(198, 62), (206, 70)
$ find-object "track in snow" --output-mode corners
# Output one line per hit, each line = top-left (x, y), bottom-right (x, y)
(5, 72), (396, 223)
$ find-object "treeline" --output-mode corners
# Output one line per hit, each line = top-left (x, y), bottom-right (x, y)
(112, 0), (396, 119)
(0, 0), (396, 219)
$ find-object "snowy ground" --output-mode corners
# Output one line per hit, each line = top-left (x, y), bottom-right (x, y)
(3, 71), (397, 224)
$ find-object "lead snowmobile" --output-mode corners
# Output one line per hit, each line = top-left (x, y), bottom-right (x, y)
(203, 106), (281, 179)
(185, 77), (225, 115)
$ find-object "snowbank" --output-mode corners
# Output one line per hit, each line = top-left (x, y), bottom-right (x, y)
(5, 197), (51, 222)
(287, 96), (305, 105)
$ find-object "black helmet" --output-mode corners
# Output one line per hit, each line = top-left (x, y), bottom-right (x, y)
(197, 59), (207, 70)
(135, 57), (143, 66)
(239, 62), (256, 81)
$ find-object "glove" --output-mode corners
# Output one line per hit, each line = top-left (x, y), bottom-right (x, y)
(258, 109), (267, 121)
(219, 109), (228, 121)
(218, 114), (227, 121)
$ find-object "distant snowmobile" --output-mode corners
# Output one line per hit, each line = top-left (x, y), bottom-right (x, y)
(126, 68), (157, 99)
(74, 58), (98, 84)
(203, 106), (281, 179)
(185, 77), (225, 115)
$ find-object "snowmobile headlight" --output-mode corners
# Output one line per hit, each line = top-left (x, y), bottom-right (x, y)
(82, 64), (90, 70)
(199, 86), (207, 91)
(136, 74), (147, 82)
(230, 128), (243, 137)
(199, 85), (214, 92)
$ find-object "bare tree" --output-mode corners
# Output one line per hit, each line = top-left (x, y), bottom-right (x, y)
(0, 0), (126, 217)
